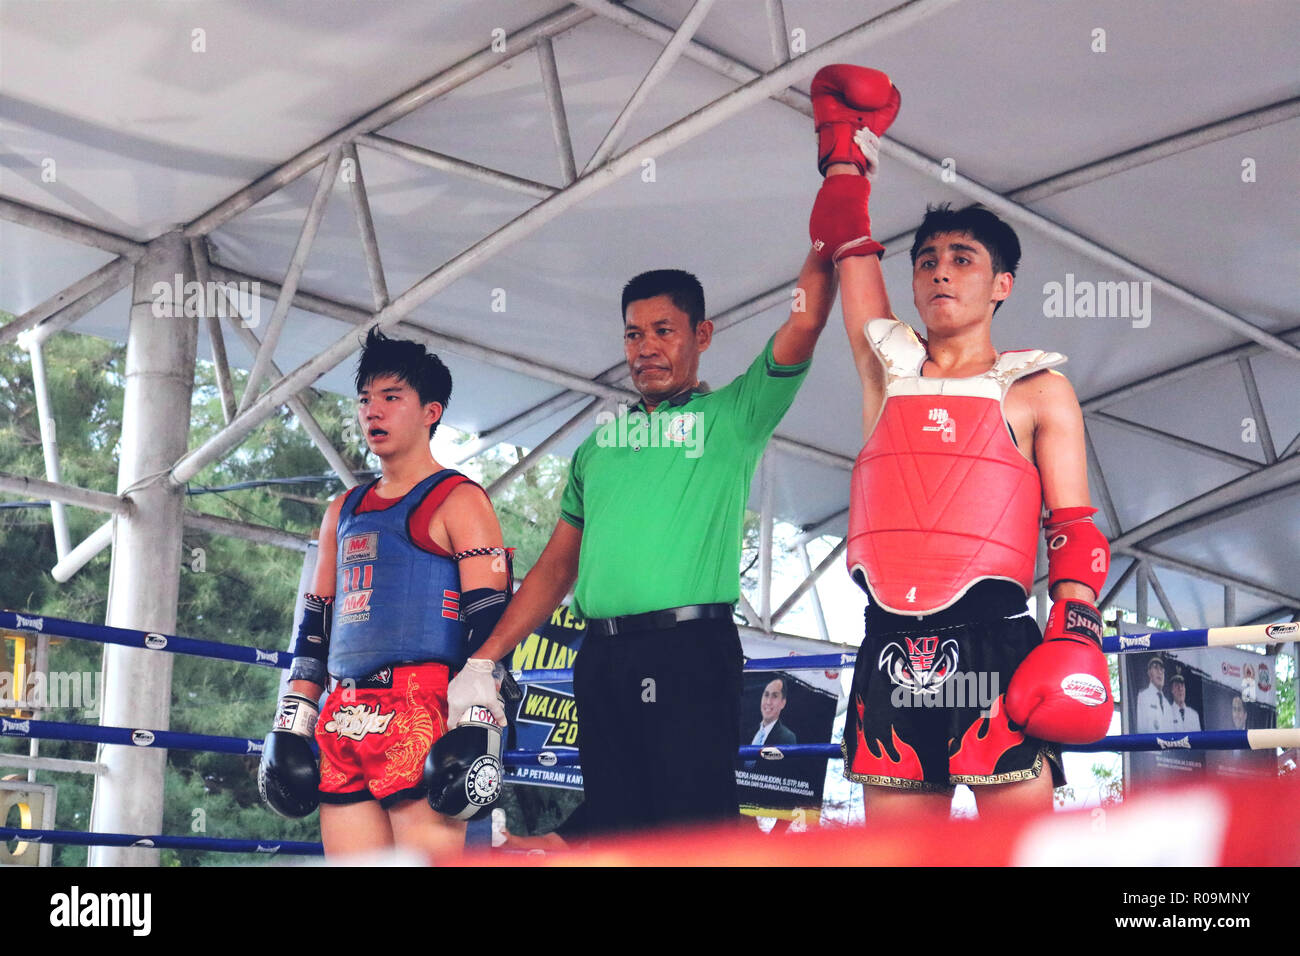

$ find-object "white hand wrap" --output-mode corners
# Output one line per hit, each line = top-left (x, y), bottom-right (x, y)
(853, 127), (881, 180)
(448, 658), (507, 728)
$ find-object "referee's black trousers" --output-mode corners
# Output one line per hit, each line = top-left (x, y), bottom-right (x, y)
(573, 617), (743, 836)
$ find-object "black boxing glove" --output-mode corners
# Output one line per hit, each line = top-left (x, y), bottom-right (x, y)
(258, 692), (321, 818)
(424, 705), (504, 821)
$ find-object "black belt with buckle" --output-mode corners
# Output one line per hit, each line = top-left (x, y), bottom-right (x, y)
(587, 603), (734, 637)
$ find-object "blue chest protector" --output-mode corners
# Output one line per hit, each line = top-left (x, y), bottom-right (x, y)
(328, 469), (467, 678)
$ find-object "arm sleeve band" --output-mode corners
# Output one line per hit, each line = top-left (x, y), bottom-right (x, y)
(1044, 507), (1110, 598)
(462, 588), (509, 659)
(288, 593), (332, 686)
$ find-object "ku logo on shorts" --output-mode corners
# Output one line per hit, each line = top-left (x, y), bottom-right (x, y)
(878, 635), (959, 694)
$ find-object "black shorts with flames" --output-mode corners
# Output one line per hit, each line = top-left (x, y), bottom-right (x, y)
(843, 581), (1065, 793)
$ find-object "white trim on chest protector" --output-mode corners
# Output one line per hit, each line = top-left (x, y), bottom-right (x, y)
(863, 317), (1066, 399)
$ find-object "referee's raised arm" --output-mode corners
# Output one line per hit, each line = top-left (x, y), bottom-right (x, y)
(771, 249), (838, 367)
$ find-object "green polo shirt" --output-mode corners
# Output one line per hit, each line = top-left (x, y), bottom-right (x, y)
(558, 335), (810, 619)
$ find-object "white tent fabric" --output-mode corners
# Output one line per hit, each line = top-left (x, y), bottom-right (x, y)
(2, 0), (1298, 629)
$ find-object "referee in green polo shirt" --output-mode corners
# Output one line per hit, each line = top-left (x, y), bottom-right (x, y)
(454, 258), (837, 835)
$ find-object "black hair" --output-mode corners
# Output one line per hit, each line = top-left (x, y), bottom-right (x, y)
(621, 269), (706, 329)
(354, 328), (452, 439)
(910, 203), (1022, 314)
(768, 676), (789, 700)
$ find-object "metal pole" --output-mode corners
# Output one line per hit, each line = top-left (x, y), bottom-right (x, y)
(759, 452), (774, 630)
(222, 307), (360, 488)
(765, 0), (791, 64)
(485, 399), (605, 499)
(711, 280), (796, 333)
(1086, 411), (1259, 472)
(0, 754), (107, 776)
(183, 511), (311, 552)
(23, 339), (71, 559)
(1146, 566), (1182, 630)
(1082, 326), (1300, 413)
(1125, 476), (1300, 550)
(1082, 421), (1123, 534)
(881, 137), (1300, 362)
(0, 472), (130, 514)
(27, 269), (136, 348)
(89, 231), (197, 867)
(184, 6), (594, 237)
(772, 538), (847, 625)
(452, 391), (592, 465)
(1040, 540), (1298, 612)
(1012, 97), (1300, 204)
(1119, 546), (1298, 611)
(574, 0), (811, 113)
(1224, 586), (1236, 628)
(1135, 562), (1150, 627)
(237, 148), (342, 414)
(794, 506), (849, 547)
(1098, 559), (1139, 614)
(579, 0), (719, 174)
(50, 519), (115, 583)
(1238, 357), (1277, 463)
(189, 239), (238, 423)
(1, 257), (133, 347)
(1109, 458), (1300, 551)
(737, 593), (763, 629)
(0, 197), (145, 260)
(535, 36), (578, 185)
(797, 543), (831, 643)
(342, 142), (390, 310)
(357, 134), (557, 199)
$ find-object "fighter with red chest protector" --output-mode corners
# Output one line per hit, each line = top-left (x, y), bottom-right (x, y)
(809, 65), (1112, 818)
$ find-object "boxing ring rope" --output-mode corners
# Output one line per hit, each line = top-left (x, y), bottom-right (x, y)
(0, 825), (321, 856)
(6, 608), (1290, 683)
(515, 621), (1298, 684)
(0, 610), (290, 669)
(2, 608), (1294, 857)
(0, 609), (299, 855)
(501, 729), (1300, 767)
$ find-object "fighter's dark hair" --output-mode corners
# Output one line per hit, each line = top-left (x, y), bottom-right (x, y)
(354, 328), (452, 439)
(910, 203), (1022, 314)
(621, 269), (706, 330)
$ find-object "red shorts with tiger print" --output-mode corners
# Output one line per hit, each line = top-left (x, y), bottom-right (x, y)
(315, 662), (450, 808)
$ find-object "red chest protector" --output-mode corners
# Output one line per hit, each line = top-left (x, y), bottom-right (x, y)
(847, 319), (1065, 615)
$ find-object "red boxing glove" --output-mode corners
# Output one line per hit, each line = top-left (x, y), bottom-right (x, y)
(809, 175), (882, 262)
(1004, 599), (1112, 744)
(811, 65), (901, 175)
